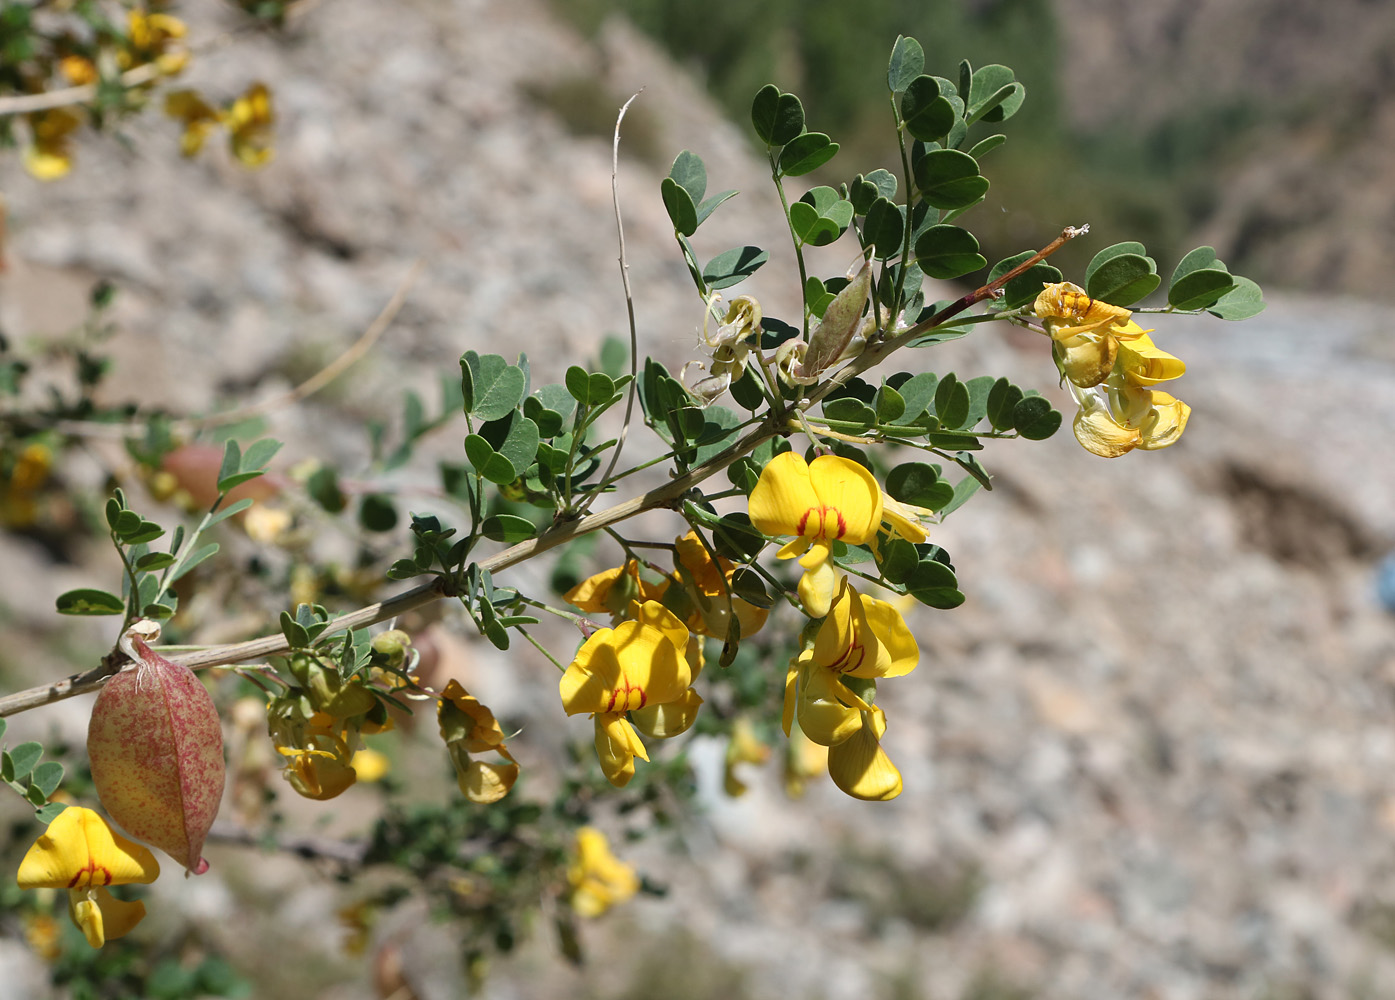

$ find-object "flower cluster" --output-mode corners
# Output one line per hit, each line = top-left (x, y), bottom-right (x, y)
(165, 82), (276, 167)
(267, 653), (393, 801)
(556, 452), (928, 800)
(19, 10), (191, 180)
(1033, 282), (1190, 458)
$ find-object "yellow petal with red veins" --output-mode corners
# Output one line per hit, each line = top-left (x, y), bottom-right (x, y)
(805, 455), (883, 543)
(18, 807), (160, 890)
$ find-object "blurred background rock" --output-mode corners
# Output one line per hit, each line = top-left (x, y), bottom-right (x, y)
(1, 1), (1394, 998)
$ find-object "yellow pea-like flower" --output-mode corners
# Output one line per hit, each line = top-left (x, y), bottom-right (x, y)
(748, 452), (882, 618)
(17, 807), (160, 948)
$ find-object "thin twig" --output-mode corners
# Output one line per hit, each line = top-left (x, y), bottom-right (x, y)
(577, 91), (643, 516)
(0, 64), (164, 117)
(0, 228), (1087, 719)
(206, 819), (366, 865)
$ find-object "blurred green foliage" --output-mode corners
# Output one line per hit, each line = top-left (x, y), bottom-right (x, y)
(551, 0), (1263, 286)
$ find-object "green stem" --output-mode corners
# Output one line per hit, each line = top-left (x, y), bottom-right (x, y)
(519, 629), (568, 673)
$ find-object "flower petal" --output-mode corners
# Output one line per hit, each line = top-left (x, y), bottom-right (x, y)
(1138, 391), (1191, 450)
(458, 759), (520, 804)
(796, 662), (862, 747)
(749, 452), (819, 537)
(828, 710), (902, 801)
(595, 714), (648, 788)
(860, 596), (920, 678)
(807, 456), (883, 543)
(631, 687), (704, 739)
(559, 633), (623, 715)
(1073, 397), (1141, 458)
(18, 807), (160, 890)
(1116, 333), (1185, 387)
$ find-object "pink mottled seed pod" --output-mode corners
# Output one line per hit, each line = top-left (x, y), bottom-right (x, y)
(87, 621), (225, 874)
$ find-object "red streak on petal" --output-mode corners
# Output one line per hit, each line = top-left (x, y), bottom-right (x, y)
(834, 508), (847, 539)
(796, 509), (811, 535)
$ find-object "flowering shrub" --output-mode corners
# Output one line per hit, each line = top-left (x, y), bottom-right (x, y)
(0, 22), (1263, 995)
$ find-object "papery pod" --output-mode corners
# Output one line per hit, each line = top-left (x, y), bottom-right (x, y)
(87, 621), (225, 874)
(796, 259), (872, 381)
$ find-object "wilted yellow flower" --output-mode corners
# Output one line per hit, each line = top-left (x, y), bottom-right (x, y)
(559, 600), (699, 787)
(164, 89), (222, 157)
(23, 109), (82, 181)
(782, 580), (916, 801)
(567, 827), (639, 918)
(684, 293), (762, 405)
(1072, 384), (1190, 458)
(564, 558), (664, 620)
(1033, 282), (1152, 389)
(438, 680), (518, 804)
(226, 83), (274, 167)
(268, 696), (362, 800)
(748, 452), (883, 618)
(17, 807), (160, 949)
(670, 530), (768, 640)
(1114, 332), (1185, 387)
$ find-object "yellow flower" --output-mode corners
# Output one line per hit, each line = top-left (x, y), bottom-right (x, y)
(123, 10), (188, 74)
(243, 503), (292, 543)
(567, 827), (639, 918)
(17, 807), (160, 948)
(781, 580), (916, 801)
(1033, 282), (1151, 388)
(1072, 384), (1190, 458)
(226, 83), (275, 168)
(268, 696), (362, 800)
(559, 601), (699, 787)
(22, 911), (63, 961)
(1114, 332), (1185, 387)
(782, 721), (828, 800)
(23, 109), (82, 181)
(748, 452), (883, 618)
(59, 55), (98, 86)
(164, 89), (222, 157)
(350, 748), (390, 783)
(828, 705), (903, 801)
(670, 530), (768, 640)
(564, 558), (664, 619)
(438, 680), (519, 804)
(722, 716), (771, 797)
